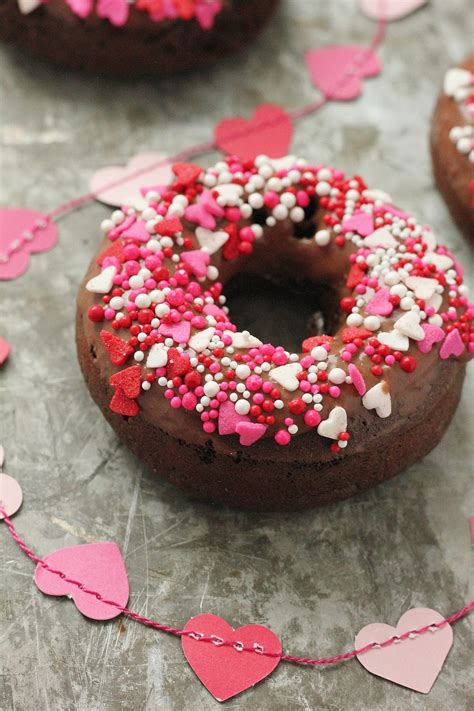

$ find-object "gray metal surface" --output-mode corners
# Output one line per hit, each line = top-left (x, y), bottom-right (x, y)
(0, 1), (472, 709)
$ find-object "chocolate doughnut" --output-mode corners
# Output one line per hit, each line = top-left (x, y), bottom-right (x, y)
(76, 155), (473, 510)
(431, 55), (474, 243)
(0, 0), (278, 76)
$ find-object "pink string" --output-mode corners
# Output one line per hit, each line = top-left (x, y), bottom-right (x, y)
(1, 16), (388, 265)
(1, 505), (472, 665)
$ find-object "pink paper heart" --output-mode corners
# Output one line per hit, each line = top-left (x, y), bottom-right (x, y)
(158, 320), (191, 344)
(195, 0), (221, 29)
(214, 104), (293, 162)
(348, 363), (366, 396)
(96, 0), (129, 26)
(218, 400), (249, 435)
(181, 249), (210, 278)
(0, 473), (23, 519)
(90, 153), (172, 208)
(34, 543), (129, 621)
(235, 421), (267, 446)
(182, 613), (281, 702)
(0, 336), (11, 365)
(305, 45), (381, 101)
(365, 288), (394, 317)
(342, 211), (374, 236)
(355, 608), (453, 694)
(439, 328), (464, 360)
(0, 208), (58, 280)
(359, 0), (428, 22)
(417, 324), (445, 354)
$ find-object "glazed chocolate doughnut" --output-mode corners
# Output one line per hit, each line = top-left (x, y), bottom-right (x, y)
(76, 155), (473, 511)
(431, 55), (474, 243)
(0, 0), (278, 76)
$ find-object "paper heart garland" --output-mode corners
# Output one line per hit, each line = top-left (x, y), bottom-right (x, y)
(355, 608), (452, 693)
(182, 613), (282, 702)
(89, 153), (172, 207)
(359, 0), (428, 21)
(0, 473), (23, 519)
(0, 208), (58, 280)
(305, 45), (381, 101)
(34, 543), (129, 621)
(214, 104), (293, 162)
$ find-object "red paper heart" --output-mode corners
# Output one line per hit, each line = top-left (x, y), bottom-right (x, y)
(305, 45), (381, 101)
(109, 365), (141, 398)
(182, 613), (282, 701)
(110, 388), (139, 416)
(100, 330), (134, 366)
(215, 104), (293, 162)
(172, 162), (202, 185)
(34, 543), (129, 621)
(0, 208), (58, 280)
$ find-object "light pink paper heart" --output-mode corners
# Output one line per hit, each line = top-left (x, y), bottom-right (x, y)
(0, 336), (11, 365)
(305, 45), (381, 101)
(365, 288), (393, 317)
(218, 400), (249, 435)
(214, 104), (293, 162)
(439, 328), (464, 359)
(417, 324), (445, 354)
(0, 208), (58, 280)
(182, 613), (281, 702)
(34, 542), (129, 621)
(342, 211), (374, 236)
(235, 421), (267, 446)
(356, 608), (453, 693)
(359, 0), (428, 21)
(0, 473), (23, 519)
(90, 153), (172, 208)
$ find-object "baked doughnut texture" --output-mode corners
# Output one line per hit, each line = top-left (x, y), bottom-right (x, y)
(431, 54), (474, 243)
(76, 155), (473, 510)
(0, 0), (278, 76)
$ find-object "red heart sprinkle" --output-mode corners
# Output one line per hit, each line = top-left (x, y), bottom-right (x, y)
(222, 224), (240, 261)
(166, 348), (192, 378)
(346, 263), (367, 288)
(109, 365), (141, 398)
(110, 388), (139, 416)
(172, 162), (202, 185)
(302, 335), (334, 352)
(342, 327), (373, 343)
(100, 330), (134, 366)
(97, 240), (125, 266)
(155, 216), (183, 236)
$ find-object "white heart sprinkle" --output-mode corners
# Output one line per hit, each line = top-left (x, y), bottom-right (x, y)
(195, 227), (229, 255)
(227, 331), (263, 349)
(214, 184), (244, 205)
(423, 253), (453, 271)
(422, 229), (437, 253)
(146, 344), (168, 369)
(362, 382), (391, 418)
(425, 292), (443, 313)
(405, 276), (437, 300)
(364, 228), (398, 248)
(394, 311), (425, 341)
(269, 363), (302, 392)
(18, 0), (43, 13)
(86, 265), (116, 294)
(189, 327), (215, 353)
(378, 330), (410, 351)
(443, 68), (472, 97)
(317, 406), (348, 440)
(269, 155), (297, 171)
(363, 188), (393, 204)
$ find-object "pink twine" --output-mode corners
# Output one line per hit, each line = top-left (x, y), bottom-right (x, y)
(1, 505), (472, 665)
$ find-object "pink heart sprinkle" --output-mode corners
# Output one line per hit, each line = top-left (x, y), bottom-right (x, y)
(214, 104), (293, 161)
(305, 45), (381, 101)
(348, 363), (366, 396)
(96, 0), (129, 26)
(0, 336), (11, 365)
(218, 400), (249, 436)
(355, 607), (453, 694)
(195, 0), (221, 29)
(158, 320), (191, 344)
(182, 613), (281, 702)
(203, 304), (227, 318)
(439, 328), (464, 359)
(181, 249), (210, 278)
(342, 211), (374, 237)
(417, 324), (445, 354)
(235, 421), (267, 446)
(34, 542), (129, 621)
(365, 288), (394, 317)
(121, 220), (150, 243)
(0, 208), (58, 281)
(184, 203), (217, 230)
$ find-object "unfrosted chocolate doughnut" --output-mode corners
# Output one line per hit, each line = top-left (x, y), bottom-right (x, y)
(76, 155), (473, 510)
(0, 0), (278, 76)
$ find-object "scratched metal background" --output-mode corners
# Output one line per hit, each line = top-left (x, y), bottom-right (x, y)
(0, 1), (473, 709)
